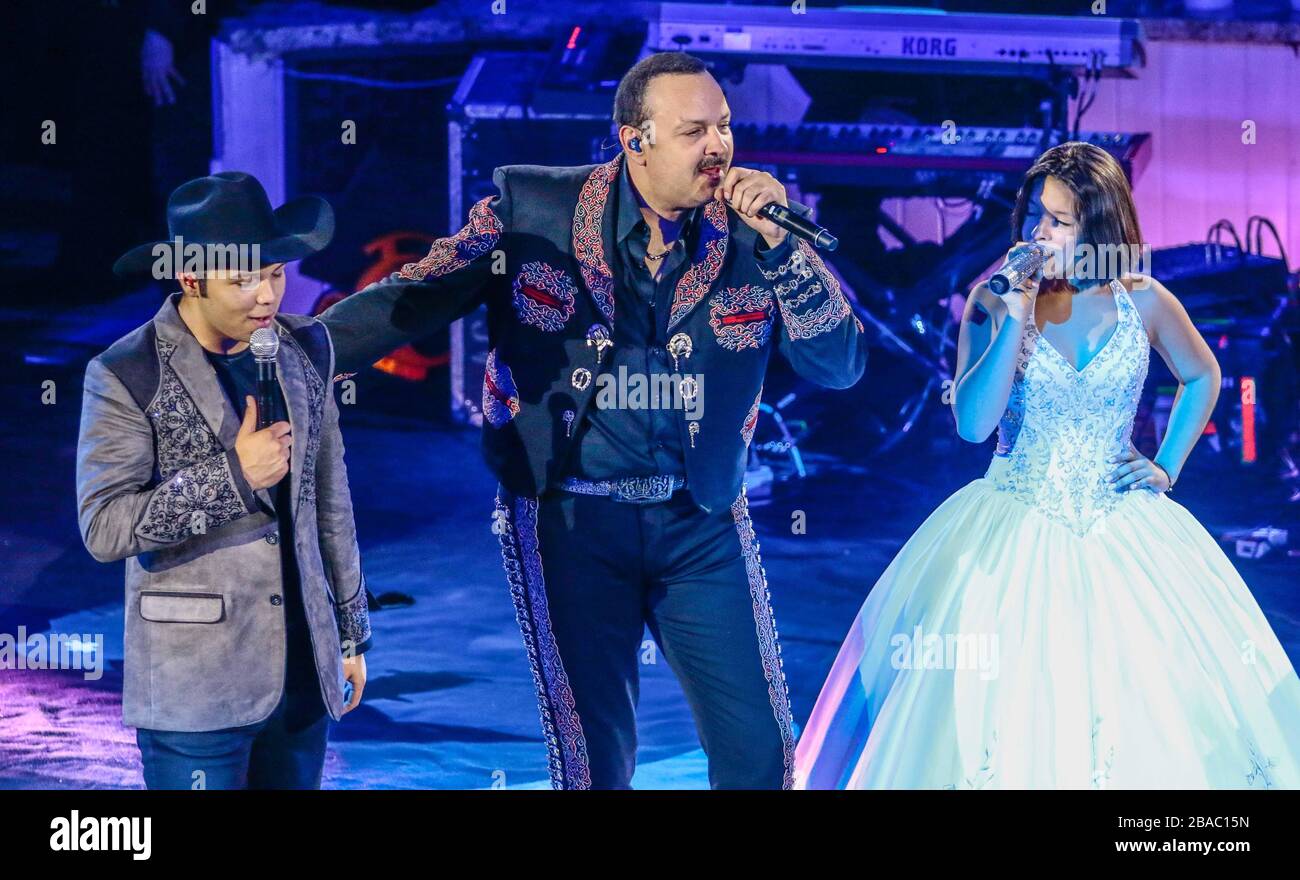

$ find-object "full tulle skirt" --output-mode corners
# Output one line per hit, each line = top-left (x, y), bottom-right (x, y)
(794, 479), (1300, 789)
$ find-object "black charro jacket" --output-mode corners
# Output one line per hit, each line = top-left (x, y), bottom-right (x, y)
(321, 152), (867, 513)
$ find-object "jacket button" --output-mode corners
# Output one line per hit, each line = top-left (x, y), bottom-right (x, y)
(265, 532), (279, 545)
(270, 594), (282, 606)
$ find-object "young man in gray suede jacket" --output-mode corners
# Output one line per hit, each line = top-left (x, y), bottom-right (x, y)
(76, 172), (371, 789)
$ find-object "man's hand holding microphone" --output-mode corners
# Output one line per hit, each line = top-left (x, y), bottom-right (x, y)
(235, 395), (291, 490)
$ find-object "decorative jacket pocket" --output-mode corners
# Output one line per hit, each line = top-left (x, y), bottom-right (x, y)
(512, 261), (578, 332)
(139, 591), (225, 624)
(482, 348), (521, 428)
(708, 285), (774, 351)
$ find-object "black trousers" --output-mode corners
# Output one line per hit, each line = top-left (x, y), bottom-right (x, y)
(494, 484), (794, 789)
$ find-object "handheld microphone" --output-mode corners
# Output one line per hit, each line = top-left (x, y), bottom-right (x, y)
(989, 244), (1049, 295)
(249, 327), (280, 431)
(757, 203), (839, 252)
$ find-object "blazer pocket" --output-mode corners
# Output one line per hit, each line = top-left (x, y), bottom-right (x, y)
(139, 591), (226, 624)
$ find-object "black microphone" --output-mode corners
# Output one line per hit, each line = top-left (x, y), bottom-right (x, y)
(758, 203), (839, 252)
(249, 327), (280, 431)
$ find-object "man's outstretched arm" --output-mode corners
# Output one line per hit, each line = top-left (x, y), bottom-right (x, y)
(764, 234), (868, 390)
(321, 166), (513, 375)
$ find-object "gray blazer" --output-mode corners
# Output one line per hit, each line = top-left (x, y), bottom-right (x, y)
(75, 293), (371, 732)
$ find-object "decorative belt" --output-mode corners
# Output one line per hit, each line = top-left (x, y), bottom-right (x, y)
(558, 475), (686, 504)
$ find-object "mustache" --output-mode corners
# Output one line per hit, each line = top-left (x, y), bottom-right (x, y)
(698, 158), (727, 171)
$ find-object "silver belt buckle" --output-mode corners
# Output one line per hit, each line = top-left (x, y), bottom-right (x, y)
(609, 475), (678, 503)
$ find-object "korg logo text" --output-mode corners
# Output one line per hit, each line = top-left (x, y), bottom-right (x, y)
(900, 36), (958, 57)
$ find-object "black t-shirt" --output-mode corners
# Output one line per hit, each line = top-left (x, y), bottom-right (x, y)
(204, 346), (320, 702)
(204, 345), (293, 533)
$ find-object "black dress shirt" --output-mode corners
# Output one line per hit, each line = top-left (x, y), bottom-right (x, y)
(566, 159), (796, 482)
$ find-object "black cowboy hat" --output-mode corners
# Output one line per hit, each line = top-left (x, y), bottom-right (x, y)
(113, 171), (334, 279)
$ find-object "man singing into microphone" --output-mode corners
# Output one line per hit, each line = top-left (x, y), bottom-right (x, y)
(76, 172), (371, 789)
(323, 51), (866, 789)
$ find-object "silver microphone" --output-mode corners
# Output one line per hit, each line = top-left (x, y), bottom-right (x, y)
(988, 244), (1049, 295)
(249, 327), (280, 431)
(249, 327), (279, 361)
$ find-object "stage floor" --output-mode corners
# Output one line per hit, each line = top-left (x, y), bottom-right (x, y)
(3, 291), (1297, 789)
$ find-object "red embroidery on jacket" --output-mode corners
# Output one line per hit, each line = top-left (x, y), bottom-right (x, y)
(482, 349), (520, 428)
(512, 261), (578, 332)
(742, 389), (763, 445)
(573, 158), (620, 327)
(708, 284), (774, 351)
(398, 196), (502, 281)
(668, 198), (729, 330)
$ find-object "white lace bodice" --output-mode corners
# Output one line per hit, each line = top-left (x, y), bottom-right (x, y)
(984, 279), (1150, 537)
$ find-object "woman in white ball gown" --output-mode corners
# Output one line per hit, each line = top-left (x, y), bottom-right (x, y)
(794, 142), (1300, 789)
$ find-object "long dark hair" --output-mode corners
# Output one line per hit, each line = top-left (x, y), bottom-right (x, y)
(1010, 142), (1143, 287)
